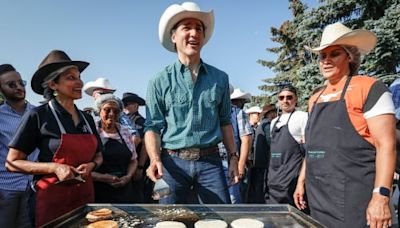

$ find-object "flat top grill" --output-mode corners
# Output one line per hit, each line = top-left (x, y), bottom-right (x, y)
(44, 204), (325, 228)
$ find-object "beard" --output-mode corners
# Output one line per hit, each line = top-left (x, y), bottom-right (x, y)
(1, 90), (25, 103)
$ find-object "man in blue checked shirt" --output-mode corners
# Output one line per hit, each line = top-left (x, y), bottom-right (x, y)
(145, 2), (239, 204)
(0, 64), (37, 227)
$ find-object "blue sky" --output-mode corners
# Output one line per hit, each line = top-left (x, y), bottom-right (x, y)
(0, 0), (316, 111)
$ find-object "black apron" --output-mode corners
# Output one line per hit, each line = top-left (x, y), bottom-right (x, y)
(267, 111), (304, 206)
(94, 128), (136, 203)
(305, 76), (375, 228)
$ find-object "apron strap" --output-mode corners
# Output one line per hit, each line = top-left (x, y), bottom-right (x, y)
(340, 76), (353, 100)
(49, 101), (66, 134)
(49, 100), (93, 134)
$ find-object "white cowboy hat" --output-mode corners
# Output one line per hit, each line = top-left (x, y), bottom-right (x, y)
(305, 22), (377, 54)
(83, 77), (116, 96)
(230, 88), (251, 103)
(159, 2), (214, 52)
(245, 106), (262, 114)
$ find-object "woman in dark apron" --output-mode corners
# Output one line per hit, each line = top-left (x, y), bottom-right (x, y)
(6, 50), (103, 227)
(92, 94), (139, 203)
(293, 23), (396, 228)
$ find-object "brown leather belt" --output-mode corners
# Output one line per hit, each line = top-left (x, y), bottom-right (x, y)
(165, 146), (218, 161)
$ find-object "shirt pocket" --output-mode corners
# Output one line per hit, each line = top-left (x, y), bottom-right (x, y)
(165, 89), (189, 124)
(204, 84), (223, 108)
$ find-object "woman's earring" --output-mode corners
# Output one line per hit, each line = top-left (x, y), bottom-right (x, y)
(53, 90), (58, 97)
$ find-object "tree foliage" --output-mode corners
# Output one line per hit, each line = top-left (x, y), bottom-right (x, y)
(257, 0), (400, 108)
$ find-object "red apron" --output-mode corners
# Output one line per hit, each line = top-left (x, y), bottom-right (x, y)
(35, 102), (98, 227)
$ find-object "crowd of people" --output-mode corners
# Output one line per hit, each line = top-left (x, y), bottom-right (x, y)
(0, 1), (398, 228)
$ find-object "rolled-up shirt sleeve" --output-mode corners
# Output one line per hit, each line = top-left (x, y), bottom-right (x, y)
(144, 77), (166, 134)
(219, 76), (232, 126)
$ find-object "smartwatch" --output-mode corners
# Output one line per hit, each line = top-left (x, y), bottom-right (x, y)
(372, 187), (390, 197)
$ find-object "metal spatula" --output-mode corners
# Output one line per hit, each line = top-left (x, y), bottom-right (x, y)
(152, 178), (171, 200)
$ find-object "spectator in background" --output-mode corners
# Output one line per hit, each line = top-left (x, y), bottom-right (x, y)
(224, 88), (253, 203)
(267, 85), (308, 207)
(247, 104), (277, 203)
(0, 64), (37, 228)
(83, 77), (140, 146)
(122, 92), (152, 203)
(389, 78), (400, 225)
(92, 94), (138, 203)
(6, 50), (103, 227)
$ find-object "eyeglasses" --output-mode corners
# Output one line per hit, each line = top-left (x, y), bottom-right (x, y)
(278, 95), (294, 101)
(4, 80), (26, 89)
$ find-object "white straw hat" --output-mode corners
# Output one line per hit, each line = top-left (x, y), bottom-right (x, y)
(305, 22), (377, 54)
(159, 2), (214, 52)
(245, 106), (262, 114)
(83, 77), (116, 96)
(230, 88), (251, 103)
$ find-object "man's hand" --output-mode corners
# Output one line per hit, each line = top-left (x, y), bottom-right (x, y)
(238, 160), (246, 179)
(146, 159), (163, 182)
(228, 157), (240, 185)
(366, 193), (392, 228)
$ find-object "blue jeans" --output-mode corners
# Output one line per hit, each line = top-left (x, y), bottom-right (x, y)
(159, 151), (231, 204)
(222, 160), (241, 204)
(0, 187), (32, 228)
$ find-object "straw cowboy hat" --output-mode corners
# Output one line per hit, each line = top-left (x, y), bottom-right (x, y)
(122, 92), (146, 106)
(159, 2), (214, 52)
(83, 77), (116, 96)
(245, 106), (262, 114)
(31, 50), (89, 95)
(230, 88), (251, 103)
(305, 22), (377, 54)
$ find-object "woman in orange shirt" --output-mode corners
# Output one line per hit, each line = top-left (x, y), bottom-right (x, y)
(293, 23), (396, 228)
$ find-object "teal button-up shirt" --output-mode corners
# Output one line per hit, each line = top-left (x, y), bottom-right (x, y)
(145, 60), (232, 150)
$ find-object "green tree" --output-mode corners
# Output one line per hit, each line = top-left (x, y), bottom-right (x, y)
(257, 0), (400, 107)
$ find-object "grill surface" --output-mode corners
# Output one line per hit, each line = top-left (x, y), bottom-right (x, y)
(43, 204), (325, 228)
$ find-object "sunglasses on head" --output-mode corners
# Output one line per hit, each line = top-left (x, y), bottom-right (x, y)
(4, 80), (26, 89)
(278, 95), (294, 101)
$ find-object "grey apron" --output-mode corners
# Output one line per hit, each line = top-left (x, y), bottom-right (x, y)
(305, 76), (375, 227)
(267, 111), (304, 206)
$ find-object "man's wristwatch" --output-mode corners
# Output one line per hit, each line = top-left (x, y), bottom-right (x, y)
(372, 187), (390, 197)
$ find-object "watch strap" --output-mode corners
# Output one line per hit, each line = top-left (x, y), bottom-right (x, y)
(372, 187), (390, 197)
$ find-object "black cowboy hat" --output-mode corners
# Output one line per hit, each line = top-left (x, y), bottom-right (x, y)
(31, 50), (89, 95)
(122, 92), (146, 106)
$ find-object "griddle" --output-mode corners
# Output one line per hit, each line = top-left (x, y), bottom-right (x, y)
(43, 204), (325, 227)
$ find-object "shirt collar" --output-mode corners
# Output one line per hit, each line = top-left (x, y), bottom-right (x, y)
(1, 101), (32, 115)
(175, 59), (209, 75)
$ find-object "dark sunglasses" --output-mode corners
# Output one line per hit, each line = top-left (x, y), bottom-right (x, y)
(278, 95), (294, 101)
(4, 80), (26, 89)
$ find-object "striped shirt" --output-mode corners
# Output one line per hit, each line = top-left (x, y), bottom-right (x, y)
(0, 102), (37, 191)
(218, 105), (253, 161)
(145, 60), (232, 149)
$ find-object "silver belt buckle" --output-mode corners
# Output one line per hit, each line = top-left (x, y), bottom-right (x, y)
(180, 148), (201, 160)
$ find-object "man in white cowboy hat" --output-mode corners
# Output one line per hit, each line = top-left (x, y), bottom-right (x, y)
(83, 77), (140, 145)
(217, 87), (253, 203)
(145, 2), (239, 204)
(294, 22), (395, 228)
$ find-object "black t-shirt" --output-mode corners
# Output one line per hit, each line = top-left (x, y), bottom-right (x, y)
(9, 99), (103, 163)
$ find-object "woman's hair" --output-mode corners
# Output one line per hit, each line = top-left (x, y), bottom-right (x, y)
(341, 45), (361, 76)
(42, 66), (77, 101)
(95, 93), (123, 114)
